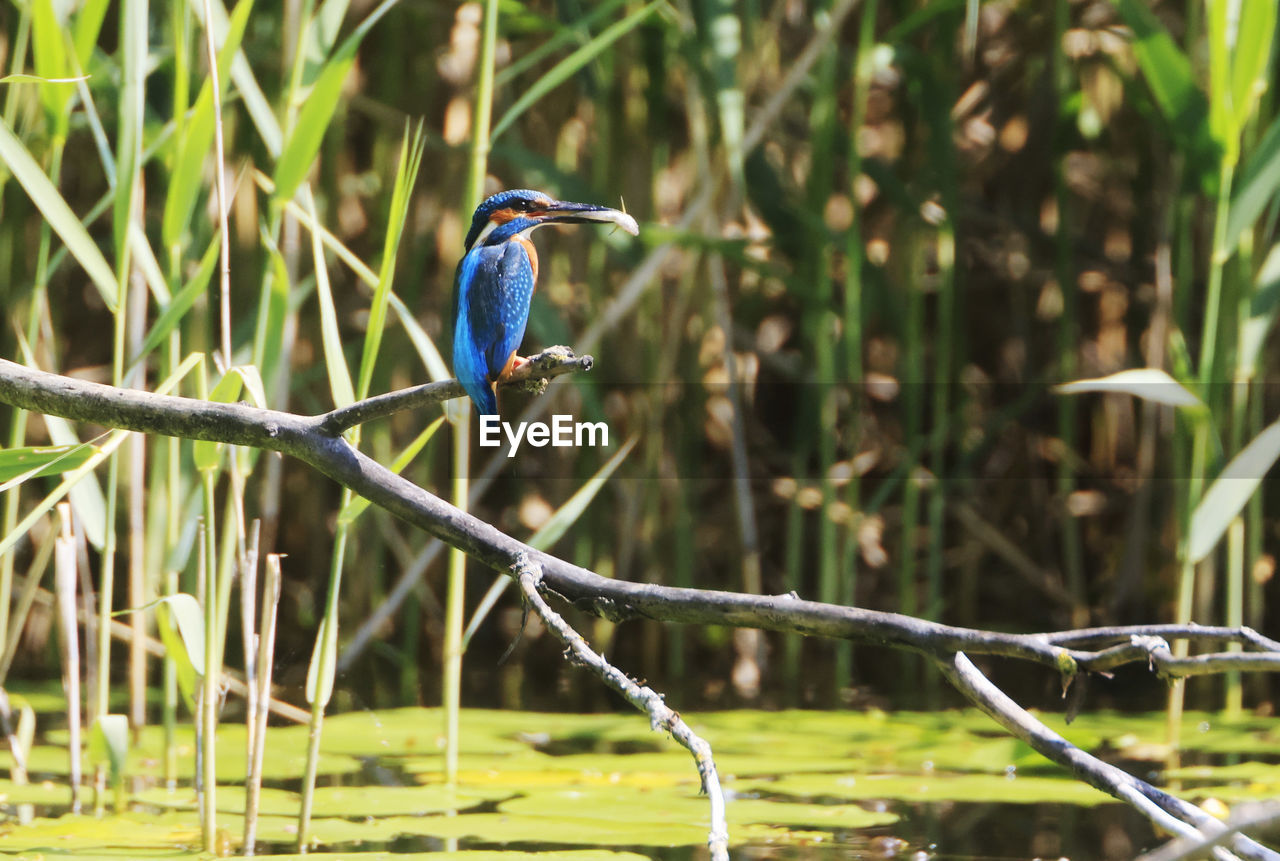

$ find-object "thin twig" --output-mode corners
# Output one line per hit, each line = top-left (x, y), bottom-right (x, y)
(512, 554), (730, 861)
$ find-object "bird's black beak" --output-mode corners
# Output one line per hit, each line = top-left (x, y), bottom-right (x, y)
(539, 201), (639, 235)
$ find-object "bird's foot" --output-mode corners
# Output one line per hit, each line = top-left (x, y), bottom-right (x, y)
(497, 352), (548, 397)
(497, 351), (531, 384)
(495, 346), (595, 396)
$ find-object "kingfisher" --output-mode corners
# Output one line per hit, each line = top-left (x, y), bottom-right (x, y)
(451, 188), (639, 415)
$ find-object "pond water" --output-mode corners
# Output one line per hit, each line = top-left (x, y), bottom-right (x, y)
(2, 694), (1276, 859)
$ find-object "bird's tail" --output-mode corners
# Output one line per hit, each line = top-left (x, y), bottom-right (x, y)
(462, 378), (497, 415)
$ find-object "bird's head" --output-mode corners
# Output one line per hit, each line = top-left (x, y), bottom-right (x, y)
(463, 188), (639, 251)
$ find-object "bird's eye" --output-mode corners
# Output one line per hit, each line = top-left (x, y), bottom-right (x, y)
(512, 199), (530, 212)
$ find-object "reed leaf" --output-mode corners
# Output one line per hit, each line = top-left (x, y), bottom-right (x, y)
(1240, 244), (1280, 375)
(113, 0), (148, 264)
(308, 194), (356, 409)
(0, 118), (118, 310)
(71, 0), (110, 68)
(1054, 368), (1204, 410)
(87, 714), (129, 783)
(300, 0), (353, 85)
(305, 614), (337, 707)
(162, 0), (254, 250)
(1227, 1), (1275, 134)
(1226, 117), (1280, 250)
(1189, 417), (1280, 563)
(1112, 0), (1221, 193)
(154, 593), (206, 709)
(490, 0), (664, 141)
(272, 0), (401, 205)
(357, 121), (425, 400)
(0, 73), (85, 84)
(0, 444), (99, 488)
(130, 234), (221, 368)
(30, 0), (72, 134)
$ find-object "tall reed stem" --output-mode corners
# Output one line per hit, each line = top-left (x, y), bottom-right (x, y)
(445, 0), (499, 784)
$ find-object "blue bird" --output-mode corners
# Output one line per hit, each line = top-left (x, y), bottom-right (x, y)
(451, 189), (638, 415)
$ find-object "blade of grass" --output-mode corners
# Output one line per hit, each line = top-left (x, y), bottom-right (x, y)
(153, 593), (206, 710)
(0, 118), (118, 310)
(114, 0), (147, 268)
(1228, 1), (1275, 134)
(356, 121), (425, 401)
(1188, 416), (1280, 564)
(1226, 116), (1280, 249)
(299, 0), (353, 86)
(495, 0), (628, 86)
(130, 234), (221, 369)
(0, 443), (100, 489)
(271, 0), (402, 205)
(30, 0), (73, 138)
(162, 0), (254, 250)
(1240, 244), (1280, 375)
(72, 0), (111, 67)
(306, 193), (355, 409)
(1112, 0), (1222, 193)
(1054, 368), (1205, 409)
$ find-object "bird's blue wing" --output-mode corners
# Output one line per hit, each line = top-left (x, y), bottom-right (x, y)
(451, 247), (498, 413)
(451, 241), (536, 414)
(469, 240), (535, 380)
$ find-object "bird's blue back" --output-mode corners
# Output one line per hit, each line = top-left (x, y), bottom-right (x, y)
(451, 226), (537, 414)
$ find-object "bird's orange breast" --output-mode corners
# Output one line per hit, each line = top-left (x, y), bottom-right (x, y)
(514, 235), (539, 286)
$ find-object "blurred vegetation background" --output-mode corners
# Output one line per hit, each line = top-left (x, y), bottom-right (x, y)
(0, 0), (1277, 728)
